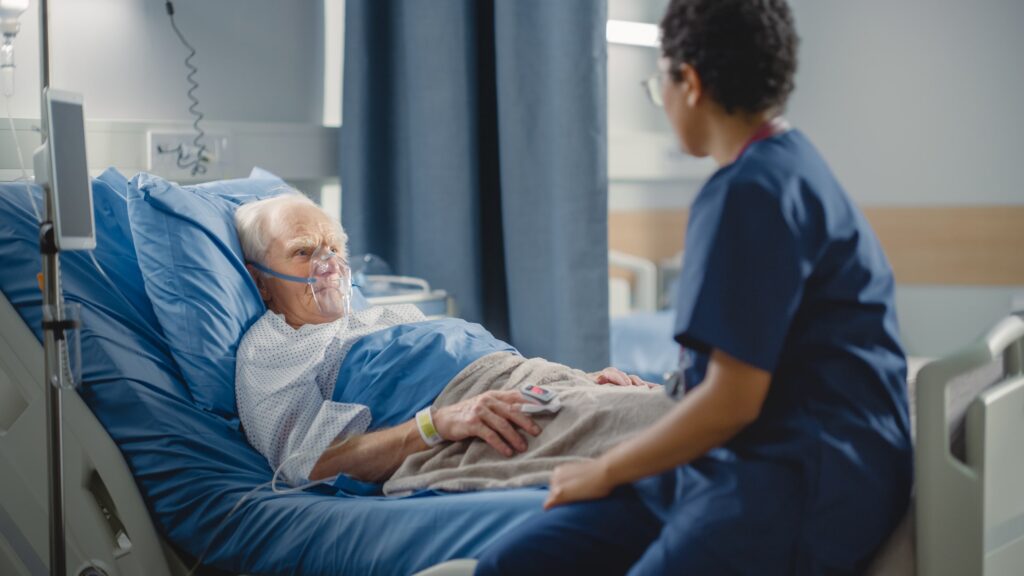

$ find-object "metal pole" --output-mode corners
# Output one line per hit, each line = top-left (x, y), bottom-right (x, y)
(41, 222), (66, 576)
(38, 0), (66, 574)
(38, 0), (48, 108)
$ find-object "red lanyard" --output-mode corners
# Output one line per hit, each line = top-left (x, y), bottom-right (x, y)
(736, 117), (790, 160)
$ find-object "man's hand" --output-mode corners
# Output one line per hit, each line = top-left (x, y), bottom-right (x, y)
(589, 366), (652, 387)
(544, 458), (615, 510)
(432, 390), (542, 457)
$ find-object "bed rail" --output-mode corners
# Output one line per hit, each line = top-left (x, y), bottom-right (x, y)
(0, 294), (188, 576)
(915, 314), (1024, 576)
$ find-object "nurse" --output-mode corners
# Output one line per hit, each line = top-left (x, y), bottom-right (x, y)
(476, 0), (913, 574)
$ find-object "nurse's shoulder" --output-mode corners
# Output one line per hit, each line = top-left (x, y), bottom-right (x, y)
(729, 130), (818, 194)
(694, 131), (837, 256)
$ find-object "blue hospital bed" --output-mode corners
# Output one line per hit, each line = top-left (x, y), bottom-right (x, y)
(0, 172), (545, 575)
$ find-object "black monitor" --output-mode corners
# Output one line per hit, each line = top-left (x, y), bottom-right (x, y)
(37, 88), (94, 251)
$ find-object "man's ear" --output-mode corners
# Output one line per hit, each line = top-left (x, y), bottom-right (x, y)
(679, 63), (702, 107)
(246, 264), (272, 302)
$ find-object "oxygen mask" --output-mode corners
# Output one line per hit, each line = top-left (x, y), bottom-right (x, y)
(248, 245), (352, 318)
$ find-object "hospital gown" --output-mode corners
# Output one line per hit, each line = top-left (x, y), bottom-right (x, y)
(236, 304), (425, 485)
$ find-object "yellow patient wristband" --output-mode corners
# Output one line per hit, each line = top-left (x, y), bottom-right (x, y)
(416, 407), (444, 447)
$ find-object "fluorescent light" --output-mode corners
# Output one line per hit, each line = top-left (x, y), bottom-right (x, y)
(321, 181), (341, 220)
(323, 0), (344, 127)
(606, 20), (659, 48)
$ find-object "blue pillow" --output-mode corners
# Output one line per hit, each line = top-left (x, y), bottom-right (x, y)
(91, 168), (165, 330)
(127, 170), (290, 420)
(0, 168), (191, 403)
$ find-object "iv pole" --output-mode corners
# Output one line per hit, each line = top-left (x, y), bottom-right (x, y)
(37, 0), (69, 573)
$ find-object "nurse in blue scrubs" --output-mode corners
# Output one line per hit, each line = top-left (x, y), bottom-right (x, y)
(476, 0), (912, 574)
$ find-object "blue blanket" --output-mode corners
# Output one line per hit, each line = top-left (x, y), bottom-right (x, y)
(334, 318), (518, 430)
(331, 319), (517, 495)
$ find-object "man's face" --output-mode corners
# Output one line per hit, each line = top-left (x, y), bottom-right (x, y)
(254, 202), (349, 327)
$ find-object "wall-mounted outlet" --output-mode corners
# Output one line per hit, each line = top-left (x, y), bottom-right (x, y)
(147, 131), (231, 181)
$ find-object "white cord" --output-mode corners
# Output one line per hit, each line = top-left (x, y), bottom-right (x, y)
(270, 448), (332, 494)
(185, 449), (333, 574)
(184, 480), (272, 576)
(3, 92), (40, 223)
(87, 252), (116, 292)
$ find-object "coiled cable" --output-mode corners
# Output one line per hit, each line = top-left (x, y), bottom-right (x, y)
(164, 1), (208, 177)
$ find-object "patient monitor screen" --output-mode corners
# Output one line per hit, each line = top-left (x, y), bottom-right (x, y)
(49, 96), (95, 250)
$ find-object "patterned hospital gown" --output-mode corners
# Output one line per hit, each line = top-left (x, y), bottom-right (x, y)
(236, 304), (425, 485)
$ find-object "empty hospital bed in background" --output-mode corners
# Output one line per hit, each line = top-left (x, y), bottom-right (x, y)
(608, 250), (678, 383)
(351, 253), (454, 319)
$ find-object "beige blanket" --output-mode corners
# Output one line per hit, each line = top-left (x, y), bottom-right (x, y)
(383, 352), (675, 495)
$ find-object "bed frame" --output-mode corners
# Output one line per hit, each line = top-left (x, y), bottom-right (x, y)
(915, 314), (1024, 576)
(0, 294), (189, 575)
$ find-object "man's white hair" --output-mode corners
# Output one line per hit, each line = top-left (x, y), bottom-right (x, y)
(234, 192), (348, 264)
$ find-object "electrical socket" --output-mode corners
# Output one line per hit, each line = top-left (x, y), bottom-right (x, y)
(147, 131), (231, 180)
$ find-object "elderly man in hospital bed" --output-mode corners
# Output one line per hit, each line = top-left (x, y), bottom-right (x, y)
(234, 193), (672, 495)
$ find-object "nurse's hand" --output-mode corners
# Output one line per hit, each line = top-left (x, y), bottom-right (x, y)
(589, 367), (653, 388)
(433, 391), (542, 457)
(544, 458), (615, 510)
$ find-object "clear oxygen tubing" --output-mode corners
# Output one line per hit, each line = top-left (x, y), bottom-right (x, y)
(269, 446), (335, 495)
(185, 447), (338, 575)
(1, 34), (13, 97)
(247, 246), (353, 318)
(83, 250), (151, 324)
(3, 91), (39, 222)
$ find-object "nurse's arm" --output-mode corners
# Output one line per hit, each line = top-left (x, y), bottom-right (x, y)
(545, 349), (770, 508)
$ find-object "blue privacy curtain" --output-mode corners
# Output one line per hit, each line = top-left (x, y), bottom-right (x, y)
(341, 0), (609, 369)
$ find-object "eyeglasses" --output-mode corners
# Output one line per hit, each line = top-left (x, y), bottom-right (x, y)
(641, 73), (664, 107)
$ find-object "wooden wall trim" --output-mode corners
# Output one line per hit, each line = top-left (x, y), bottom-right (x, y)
(609, 206), (1024, 286)
(608, 210), (689, 264)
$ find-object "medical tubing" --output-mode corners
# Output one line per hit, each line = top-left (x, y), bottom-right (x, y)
(271, 448), (333, 494)
(164, 1), (208, 177)
(185, 450), (331, 574)
(85, 251), (152, 324)
(185, 480), (272, 576)
(3, 92), (39, 222)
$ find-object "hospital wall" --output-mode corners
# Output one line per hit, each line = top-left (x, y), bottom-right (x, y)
(0, 0), (338, 188)
(608, 0), (1024, 358)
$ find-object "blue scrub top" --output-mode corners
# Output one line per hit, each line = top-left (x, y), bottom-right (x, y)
(635, 129), (913, 571)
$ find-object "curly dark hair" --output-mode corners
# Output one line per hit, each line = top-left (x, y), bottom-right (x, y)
(660, 0), (799, 115)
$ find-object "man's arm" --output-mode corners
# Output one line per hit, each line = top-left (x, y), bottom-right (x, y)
(309, 420), (425, 483)
(310, 389), (542, 483)
(544, 348), (770, 508)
